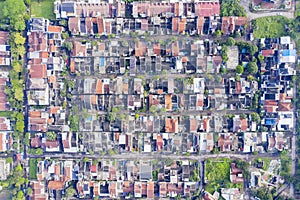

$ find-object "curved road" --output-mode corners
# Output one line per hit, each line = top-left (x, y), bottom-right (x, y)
(240, 0), (295, 19)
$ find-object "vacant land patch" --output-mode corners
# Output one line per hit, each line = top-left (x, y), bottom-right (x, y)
(31, 0), (55, 19)
(205, 158), (243, 194)
(253, 16), (289, 38)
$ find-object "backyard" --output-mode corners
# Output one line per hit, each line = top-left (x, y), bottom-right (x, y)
(29, 158), (37, 179)
(31, 0), (55, 19)
(252, 16), (290, 38)
(205, 158), (243, 194)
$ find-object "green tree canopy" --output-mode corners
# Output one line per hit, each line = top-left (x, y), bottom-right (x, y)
(221, 1), (246, 17)
(236, 65), (244, 74)
(251, 112), (260, 123)
(247, 62), (258, 74)
(66, 187), (76, 197)
(10, 33), (26, 46)
(2, 0), (26, 21)
(226, 37), (235, 46)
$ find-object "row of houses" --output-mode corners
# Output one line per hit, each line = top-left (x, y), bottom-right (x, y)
(30, 159), (200, 199)
(55, 0), (221, 19)
(260, 36), (296, 132)
(66, 15), (247, 36)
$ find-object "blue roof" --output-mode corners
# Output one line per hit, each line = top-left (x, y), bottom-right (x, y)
(282, 49), (296, 56)
(99, 57), (105, 67)
(265, 118), (277, 125)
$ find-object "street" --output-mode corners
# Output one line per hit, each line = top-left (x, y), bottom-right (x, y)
(239, 0), (295, 20)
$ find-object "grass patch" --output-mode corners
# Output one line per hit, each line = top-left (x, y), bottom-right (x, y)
(205, 158), (243, 194)
(0, 1), (6, 20)
(29, 158), (38, 179)
(31, 0), (55, 20)
(253, 157), (272, 171)
(252, 16), (290, 38)
(0, 111), (12, 118)
(280, 151), (292, 178)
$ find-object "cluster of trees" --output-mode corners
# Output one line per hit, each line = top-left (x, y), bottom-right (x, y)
(29, 159), (37, 179)
(0, 164), (27, 200)
(2, 0), (27, 157)
(2, 0), (28, 32)
(28, 148), (43, 155)
(220, 0), (247, 17)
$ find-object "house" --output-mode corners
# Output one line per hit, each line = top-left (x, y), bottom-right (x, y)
(194, 1), (220, 17)
(0, 117), (11, 131)
(0, 31), (10, 66)
(30, 181), (47, 200)
(139, 164), (152, 181)
(222, 16), (247, 35)
(233, 116), (248, 132)
(68, 17), (80, 35)
(165, 117), (179, 133)
(60, 1), (76, 18)
(218, 133), (238, 152)
(71, 41), (87, 57)
(221, 188), (243, 200)
(230, 163), (243, 184)
(0, 132), (12, 152)
(243, 132), (257, 153)
(0, 159), (10, 180)
(0, 72), (9, 111)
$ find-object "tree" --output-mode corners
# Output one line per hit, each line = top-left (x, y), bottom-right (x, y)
(16, 191), (24, 199)
(251, 112), (260, 123)
(12, 61), (22, 73)
(27, 187), (33, 196)
(247, 62), (258, 74)
(236, 65), (244, 74)
(2, 0), (26, 22)
(63, 42), (73, 51)
(149, 105), (157, 113)
(66, 187), (76, 197)
(6, 157), (13, 164)
(46, 132), (57, 141)
(15, 119), (24, 133)
(10, 32), (26, 45)
(12, 20), (25, 31)
(61, 31), (69, 40)
(226, 37), (235, 46)
(221, 1), (246, 17)
(215, 30), (222, 37)
(240, 113), (247, 119)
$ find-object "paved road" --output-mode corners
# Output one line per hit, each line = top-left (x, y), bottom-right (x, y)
(28, 152), (280, 161)
(290, 73), (298, 197)
(240, 0), (295, 20)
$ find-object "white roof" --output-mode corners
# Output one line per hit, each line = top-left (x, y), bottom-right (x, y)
(144, 144), (151, 152)
(119, 134), (126, 145)
(280, 36), (291, 45)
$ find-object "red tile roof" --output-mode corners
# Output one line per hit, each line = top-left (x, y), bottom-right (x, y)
(165, 118), (178, 133)
(31, 137), (42, 148)
(135, 41), (147, 57)
(48, 26), (62, 33)
(171, 41), (179, 56)
(147, 182), (154, 198)
(153, 43), (161, 56)
(97, 17), (105, 34)
(48, 181), (64, 190)
(30, 64), (47, 78)
(278, 102), (293, 111)
(262, 49), (274, 57)
(195, 2), (220, 17)
(96, 79), (103, 94)
(0, 31), (9, 45)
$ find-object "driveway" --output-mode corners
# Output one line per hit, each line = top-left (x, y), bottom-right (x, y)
(240, 0), (295, 19)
